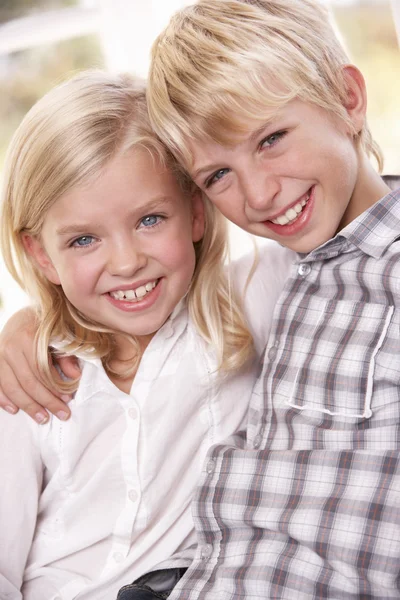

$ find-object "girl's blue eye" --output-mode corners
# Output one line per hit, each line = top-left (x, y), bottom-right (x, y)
(72, 235), (94, 247)
(140, 215), (161, 227)
(206, 168), (230, 188)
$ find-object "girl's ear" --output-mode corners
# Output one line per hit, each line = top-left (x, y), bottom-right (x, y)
(342, 65), (367, 134)
(21, 234), (61, 285)
(191, 190), (206, 243)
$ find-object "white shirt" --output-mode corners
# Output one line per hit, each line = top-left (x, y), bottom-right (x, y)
(0, 243), (294, 600)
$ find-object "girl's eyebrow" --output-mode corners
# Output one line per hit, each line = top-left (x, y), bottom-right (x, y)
(56, 223), (97, 236)
(56, 196), (175, 236)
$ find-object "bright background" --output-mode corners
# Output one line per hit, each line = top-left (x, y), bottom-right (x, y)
(0, 0), (399, 328)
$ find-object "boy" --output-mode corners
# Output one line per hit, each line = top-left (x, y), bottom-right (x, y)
(145, 0), (400, 598)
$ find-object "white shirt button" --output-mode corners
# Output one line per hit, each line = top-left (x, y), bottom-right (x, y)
(113, 552), (124, 563)
(268, 345), (278, 361)
(298, 263), (311, 277)
(128, 489), (138, 502)
(128, 407), (138, 420)
(206, 459), (216, 474)
(201, 543), (212, 559)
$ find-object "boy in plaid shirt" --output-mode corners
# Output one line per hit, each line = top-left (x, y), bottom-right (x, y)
(145, 0), (400, 597)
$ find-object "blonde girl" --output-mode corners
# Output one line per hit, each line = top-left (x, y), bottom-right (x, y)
(0, 70), (292, 599)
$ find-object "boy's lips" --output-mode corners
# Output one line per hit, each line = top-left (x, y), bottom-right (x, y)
(263, 186), (315, 236)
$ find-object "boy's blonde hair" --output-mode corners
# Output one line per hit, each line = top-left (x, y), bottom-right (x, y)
(1, 71), (253, 392)
(148, 0), (383, 170)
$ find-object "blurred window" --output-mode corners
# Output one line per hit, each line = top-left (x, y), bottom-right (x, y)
(330, 0), (400, 175)
(0, 0), (399, 322)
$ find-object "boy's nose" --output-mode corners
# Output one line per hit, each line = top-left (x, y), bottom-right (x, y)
(242, 168), (280, 215)
(107, 240), (147, 278)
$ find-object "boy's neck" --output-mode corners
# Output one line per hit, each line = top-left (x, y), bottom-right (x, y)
(338, 153), (391, 232)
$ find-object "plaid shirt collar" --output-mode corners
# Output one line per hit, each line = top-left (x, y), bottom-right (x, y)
(301, 185), (400, 263)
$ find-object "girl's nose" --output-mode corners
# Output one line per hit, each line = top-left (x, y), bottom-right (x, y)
(107, 239), (147, 278)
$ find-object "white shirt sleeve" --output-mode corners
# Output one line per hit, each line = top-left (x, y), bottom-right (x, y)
(0, 410), (43, 596)
(230, 240), (296, 356)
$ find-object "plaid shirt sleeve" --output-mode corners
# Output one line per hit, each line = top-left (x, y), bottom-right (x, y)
(169, 187), (400, 600)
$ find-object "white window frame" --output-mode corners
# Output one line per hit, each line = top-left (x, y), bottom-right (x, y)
(0, 0), (192, 76)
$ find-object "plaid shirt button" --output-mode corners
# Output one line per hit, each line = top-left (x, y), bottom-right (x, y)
(200, 544), (212, 559)
(298, 263), (311, 277)
(253, 434), (262, 449)
(206, 459), (216, 474)
(267, 345), (278, 361)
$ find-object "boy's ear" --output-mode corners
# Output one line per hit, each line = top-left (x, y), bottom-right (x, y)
(21, 234), (61, 285)
(342, 65), (367, 134)
(191, 190), (206, 243)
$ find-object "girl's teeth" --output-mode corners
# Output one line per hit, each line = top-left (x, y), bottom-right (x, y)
(271, 194), (310, 226)
(110, 280), (157, 301)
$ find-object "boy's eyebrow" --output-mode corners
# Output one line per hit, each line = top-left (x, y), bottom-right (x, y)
(192, 118), (278, 180)
(55, 197), (176, 236)
(249, 117), (278, 144)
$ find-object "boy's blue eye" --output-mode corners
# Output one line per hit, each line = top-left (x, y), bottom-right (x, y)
(206, 168), (230, 188)
(260, 130), (287, 149)
(140, 215), (161, 227)
(72, 235), (94, 247)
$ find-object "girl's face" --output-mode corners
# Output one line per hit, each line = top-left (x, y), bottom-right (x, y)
(24, 148), (205, 351)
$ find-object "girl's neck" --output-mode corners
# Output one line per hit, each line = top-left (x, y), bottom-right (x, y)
(107, 332), (155, 394)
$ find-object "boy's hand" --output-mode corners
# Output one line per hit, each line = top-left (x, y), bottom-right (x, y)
(0, 308), (81, 423)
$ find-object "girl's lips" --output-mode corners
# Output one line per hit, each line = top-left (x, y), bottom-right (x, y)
(263, 186), (315, 237)
(105, 278), (162, 312)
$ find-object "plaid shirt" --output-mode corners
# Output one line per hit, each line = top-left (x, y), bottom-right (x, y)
(169, 186), (400, 600)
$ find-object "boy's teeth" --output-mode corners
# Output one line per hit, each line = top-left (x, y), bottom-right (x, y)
(271, 193), (309, 226)
(109, 280), (157, 301)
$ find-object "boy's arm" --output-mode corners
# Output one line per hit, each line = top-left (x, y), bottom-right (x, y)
(0, 308), (80, 423)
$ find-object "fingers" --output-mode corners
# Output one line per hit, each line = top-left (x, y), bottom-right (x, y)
(0, 352), (71, 424)
(0, 382), (19, 415)
(56, 355), (81, 380)
(0, 360), (49, 423)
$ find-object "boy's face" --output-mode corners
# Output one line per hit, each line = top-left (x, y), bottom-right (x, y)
(24, 149), (204, 352)
(188, 98), (377, 254)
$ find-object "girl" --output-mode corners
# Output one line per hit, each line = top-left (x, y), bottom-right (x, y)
(0, 71), (293, 599)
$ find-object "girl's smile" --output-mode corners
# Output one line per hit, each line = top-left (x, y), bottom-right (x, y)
(25, 148), (205, 355)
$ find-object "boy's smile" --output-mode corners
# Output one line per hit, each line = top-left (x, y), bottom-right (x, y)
(190, 91), (388, 254)
(25, 149), (204, 352)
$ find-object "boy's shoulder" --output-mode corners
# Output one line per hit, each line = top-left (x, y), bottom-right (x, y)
(230, 240), (296, 293)
(382, 174), (400, 192)
(229, 241), (296, 355)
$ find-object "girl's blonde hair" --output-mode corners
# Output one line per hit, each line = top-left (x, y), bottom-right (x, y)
(1, 71), (253, 392)
(148, 0), (383, 171)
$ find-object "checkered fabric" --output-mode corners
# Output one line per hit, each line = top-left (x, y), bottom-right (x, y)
(169, 187), (400, 600)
